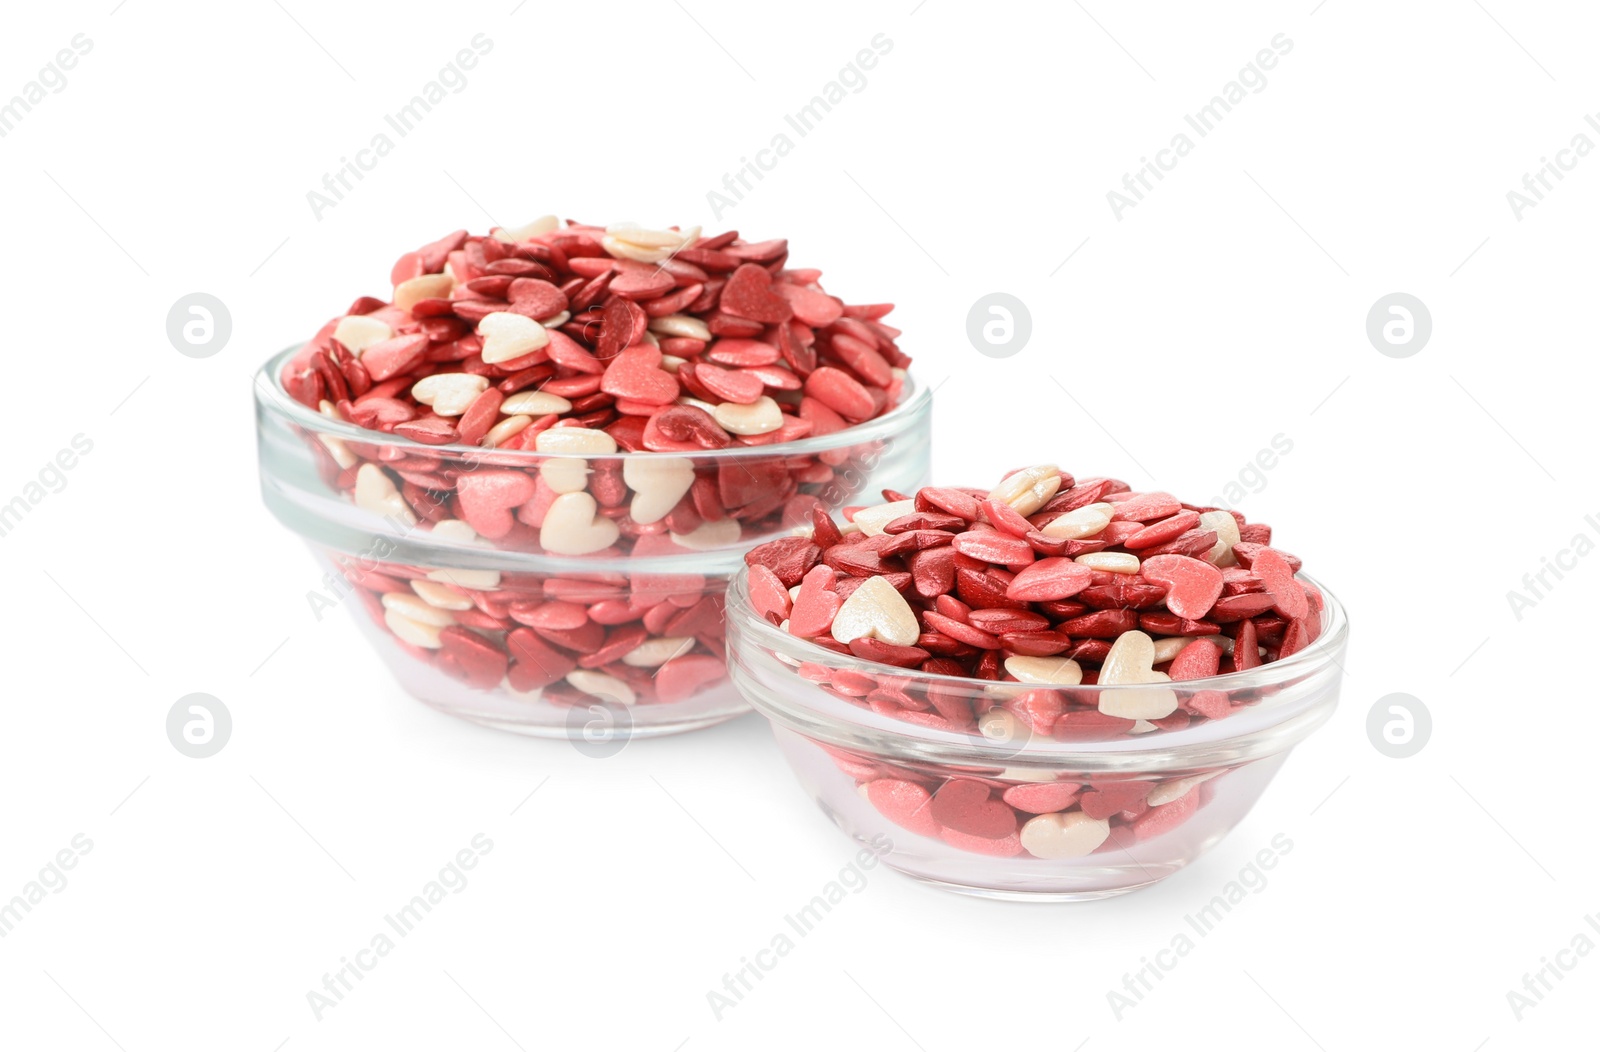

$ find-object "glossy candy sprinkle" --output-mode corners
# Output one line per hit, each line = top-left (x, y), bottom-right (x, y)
(281, 217), (913, 562)
(745, 463), (1319, 721)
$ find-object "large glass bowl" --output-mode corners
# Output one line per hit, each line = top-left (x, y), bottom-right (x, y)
(255, 346), (931, 739)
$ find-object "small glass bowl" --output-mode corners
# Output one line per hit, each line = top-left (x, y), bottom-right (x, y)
(254, 345), (931, 739)
(725, 569), (1347, 899)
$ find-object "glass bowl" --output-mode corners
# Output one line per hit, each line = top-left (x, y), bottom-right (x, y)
(254, 345), (931, 739)
(724, 568), (1347, 899)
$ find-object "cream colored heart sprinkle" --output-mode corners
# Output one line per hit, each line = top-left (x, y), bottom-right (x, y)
(477, 311), (551, 364)
(354, 464), (415, 525)
(482, 415), (532, 448)
(429, 519), (477, 543)
(565, 669), (636, 706)
(1076, 552), (1140, 575)
(332, 314), (392, 355)
(392, 273), (454, 312)
(1003, 655), (1083, 685)
(671, 518), (742, 551)
(851, 499), (916, 538)
(410, 579), (474, 611)
(1020, 812), (1110, 859)
(384, 607), (444, 649)
(1199, 510), (1242, 567)
(411, 372), (488, 417)
(1145, 771), (1221, 807)
(381, 591), (456, 627)
(316, 400), (356, 469)
(648, 314), (712, 341)
(1041, 502), (1113, 540)
(620, 636), (696, 668)
(539, 492), (620, 556)
(1097, 630), (1179, 719)
(713, 396), (783, 436)
(426, 567), (501, 590)
(991, 464), (1063, 517)
(830, 576), (920, 648)
(534, 427), (616, 455)
(623, 456), (695, 525)
(494, 215), (561, 242)
(606, 223), (696, 249)
(1152, 636), (1194, 664)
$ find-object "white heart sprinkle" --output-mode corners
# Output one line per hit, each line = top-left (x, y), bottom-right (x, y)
(1199, 510), (1241, 566)
(623, 455), (695, 524)
(1020, 812), (1111, 859)
(671, 518), (743, 550)
(566, 669), (636, 706)
(1003, 655), (1083, 685)
(392, 273), (454, 311)
(621, 636), (696, 667)
(332, 315), (392, 355)
(539, 492), (619, 555)
(381, 591), (456, 627)
(1076, 551), (1140, 574)
(991, 464), (1062, 516)
(1041, 502), (1113, 540)
(384, 607), (444, 648)
(353, 464), (415, 525)
(851, 499), (916, 538)
(712, 396), (783, 436)
(500, 391), (573, 416)
(478, 311), (551, 364)
(830, 576), (920, 648)
(411, 372), (488, 417)
(494, 215), (561, 242)
(1097, 630), (1179, 719)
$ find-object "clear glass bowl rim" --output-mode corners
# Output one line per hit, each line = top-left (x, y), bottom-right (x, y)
(726, 565), (1349, 769)
(254, 343), (932, 463)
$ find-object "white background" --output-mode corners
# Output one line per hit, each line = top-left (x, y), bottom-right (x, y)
(1, 0), (1594, 1048)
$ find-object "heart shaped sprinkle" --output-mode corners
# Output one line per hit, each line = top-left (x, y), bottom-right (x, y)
(789, 564), (843, 637)
(456, 470), (538, 538)
(719, 263), (795, 323)
(866, 779), (940, 836)
(622, 455), (695, 524)
(711, 395), (783, 436)
(990, 464), (1064, 516)
(1097, 630), (1179, 719)
(830, 575), (919, 648)
(1140, 554), (1225, 620)
(1018, 812), (1110, 858)
(410, 372), (488, 417)
(931, 779), (1018, 840)
(477, 311), (551, 364)
(539, 492), (620, 555)
(601, 344), (680, 405)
